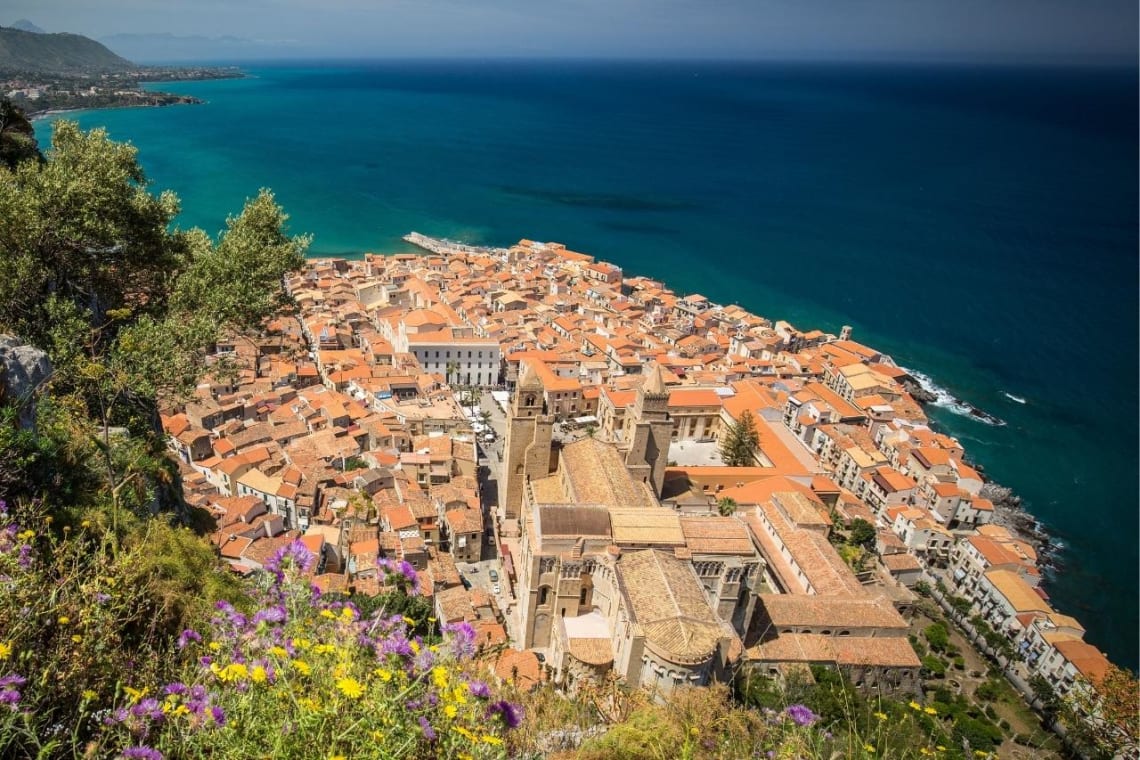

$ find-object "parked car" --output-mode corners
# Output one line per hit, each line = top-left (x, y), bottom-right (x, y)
(488, 569), (499, 582)
(492, 584), (501, 595)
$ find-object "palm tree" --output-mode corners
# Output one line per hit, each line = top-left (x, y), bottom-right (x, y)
(717, 497), (737, 516)
(445, 360), (458, 386)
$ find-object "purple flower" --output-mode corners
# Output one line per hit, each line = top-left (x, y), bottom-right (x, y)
(0, 689), (20, 708)
(94, 592), (111, 604)
(162, 682), (188, 696)
(119, 747), (163, 760)
(467, 680), (491, 698)
(265, 540), (315, 581)
(252, 605), (287, 625)
(443, 621), (477, 659)
(785, 704), (818, 727)
(131, 698), (165, 721)
(418, 716), (437, 741)
(486, 700), (523, 729)
(17, 544), (32, 570)
(210, 706), (226, 726)
(0, 674), (26, 690)
(177, 629), (201, 649)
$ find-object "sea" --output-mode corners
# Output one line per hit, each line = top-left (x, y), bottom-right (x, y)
(34, 60), (1139, 668)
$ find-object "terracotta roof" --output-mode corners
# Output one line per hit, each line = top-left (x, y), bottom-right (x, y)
(748, 633), (920, 668)
(560, 438), (657, 508)
(618, 549), (723, 665)
(679, 516), (755, 555)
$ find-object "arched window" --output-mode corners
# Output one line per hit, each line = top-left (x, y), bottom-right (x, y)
(538, 586), (550, 606)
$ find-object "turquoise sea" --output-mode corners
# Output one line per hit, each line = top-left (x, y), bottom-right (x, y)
(35, 60), (1138, 667)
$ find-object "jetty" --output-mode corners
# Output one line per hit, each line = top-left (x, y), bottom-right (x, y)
(404, 231), (509, 258)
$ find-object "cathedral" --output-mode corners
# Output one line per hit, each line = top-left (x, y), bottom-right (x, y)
(501, 361), (763, 694)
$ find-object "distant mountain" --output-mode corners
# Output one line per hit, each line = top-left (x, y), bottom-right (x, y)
(9, 19), (46, 34)
(100, 32), (297, 62)
(0, 26), (136, 73)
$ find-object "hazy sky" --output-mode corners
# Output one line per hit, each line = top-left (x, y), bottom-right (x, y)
(6, 0), (1138, 62)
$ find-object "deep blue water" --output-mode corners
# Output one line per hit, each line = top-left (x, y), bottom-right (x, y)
(35, 60), (1139, 667)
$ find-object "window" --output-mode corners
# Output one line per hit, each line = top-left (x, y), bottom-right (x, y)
(435, 351), (439, 358)
(539, 587), (550, 605)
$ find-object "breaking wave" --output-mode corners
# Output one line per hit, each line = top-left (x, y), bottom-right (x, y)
(902, 367), (1006, 426)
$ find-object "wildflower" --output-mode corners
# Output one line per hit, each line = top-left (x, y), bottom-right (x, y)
(468, 680), (491, 698)
(443, 621), (477, 659)
(923, 706), (938, 715)
(908, 700), (922, 711)
(371, 731), (384, 741)
(208, 642), (221, 652)
(418, 716), (437, 741)
(81, 520), (92, 528)
(937, 747), (947, 752)
(71, 635), (83, 643)
(292, 637), (311, 650)
(864, 745), (876, 753)
(265, 540), (315, 581)
(0, 643), (11, 660)
(402, 616), (415, 626)
(118, 748), (163, 760)
(873, 711), (888, 721)
(292, 660), (311, 676)
(453, 726), (477, 741)
(251, 666), (268, 683)
(432, 666), (450, 689)
(339, 606), (356, 621)
(374, 668), (393, 682)
(329, 756), (346, 760)
(215, 663), (248, 682)
(486, 700), (522, 729)
(210, 706), (226, 726)
(252, 605), (287, 625)
(481, 735), (504, 746)
(17, 530), (34, 541)
(268, 646), (288, 657)
(57, 616), (70, 625)
(785, 704), (818, 727)
(0, 686), (21, 708)
(124, 686), (147, 703)
(973, 753), (990, 759)
(82, 689), (98, 701)
(335, 677), (365, 699)
(689, 727), (699, 736)
(176, 630), (201, 649)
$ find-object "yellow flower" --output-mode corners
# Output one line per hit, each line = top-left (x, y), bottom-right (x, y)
(335, 677), (365, 699)
(292, 637), (311, 650)
(251, 666), (268, 683)
(268, 646), (288, 657)
(908, 700), (922, 711)
(923, 706), (938, 715)
(937, 747), (947, 752)
(329, 755), (346, 760)
(458, 754), (474, 760)
(444, 704), (458, 719)
(208, 641), (221, 652)
(340, 607), (356, 621)
(873, 711), (888, 721)
(313, 643), (336, 655)
(81, 690), (97, 701)
(0, 642), (11, 660)
(17, 530), (34, 541)
(371, 731), (384, 741)
(689, 726), (699, 736)
(123, 686), (147, 703)
(373, 668), (393, 682)
(71, 635), (83, 643)
(44, 516), (53, 525)
(292, 660), (311, 676)
(453, 726), (477, 742)
(216, 663), (248, 682)
(432, 666), (449, 689)
(409, 641), (420, 654)
(57, 616), (70, 625)
(81, 520), (92, 528)
(427, 617), (437, 623)
(973, 753), (989, 759)
(864, 746), (876, 754)
(402, 616), (415, 626)
(481, 735), (503, 746)
(299, 697), (321, 711)
(920, 749), (933, 757)
(451, 687), (467, 704)
(320, 609), (337, 619)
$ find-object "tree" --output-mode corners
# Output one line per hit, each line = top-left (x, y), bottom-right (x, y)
(1062, 665), (1140, 758)
(719, 409), (759, 467)
(924, 622), (950, 653)
(848, 518), (877, 550)
(0, 121), (307, 518)
(0, 98), (41, 170)
(717, 497), (737, 516)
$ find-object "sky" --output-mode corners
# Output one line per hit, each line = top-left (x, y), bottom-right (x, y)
(5, 0), (1138, 63)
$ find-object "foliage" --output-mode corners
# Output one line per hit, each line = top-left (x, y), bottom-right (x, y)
(921, 655), (947, 678)
(0, 98), (41, 170)
(924, 623), (949, 653)
(717, 496), (737, 516)
(0, 520), (521, 759)
(0, 499), (239, 756)
(1060, 664), (1140, 759)
(100, 545), (519, 759)
(848, 517), (877, 550)
(719, 409), (759, 467)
